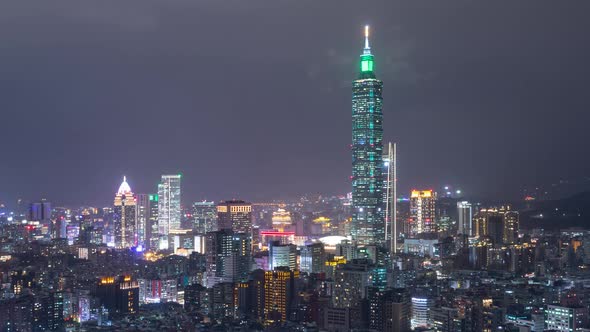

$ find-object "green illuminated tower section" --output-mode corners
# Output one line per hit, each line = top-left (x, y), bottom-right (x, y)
(351, 25), (385, 245)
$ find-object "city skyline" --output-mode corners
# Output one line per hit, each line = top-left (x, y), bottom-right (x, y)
(1, 4), (590, 330)
(1, 1), (589, 206)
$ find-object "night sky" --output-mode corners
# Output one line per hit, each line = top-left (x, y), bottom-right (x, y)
(1, 0), (589, 206)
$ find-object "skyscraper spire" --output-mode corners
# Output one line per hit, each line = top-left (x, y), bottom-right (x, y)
(364, 25), (371, 54)
(359, 25), (375, 77)
(117, 176), (132, 195)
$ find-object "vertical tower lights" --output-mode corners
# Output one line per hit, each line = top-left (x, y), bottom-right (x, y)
(158, 174), (182, 250)
(384, 142), (397, 253)
(351, 26), (385, 245)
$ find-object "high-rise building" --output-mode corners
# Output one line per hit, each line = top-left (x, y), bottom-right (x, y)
(192, 201), (217, 234)
(29, 200), (51, 223)
(332, 259), (373, 309)
(96, 276), (139, 315)
(269, 241), (297, 271)
(158, 174), (181, 250)
(351, 25), (385, 246)
(135, 194), (149, 250)
(369, 288), (411, 332)
(217, 200), (252, 235)
(205, 229), (251, 287)
(504, 210), (519, 244)
(300, 242), (326, 274)
(457, 201), (473, 236)
(148, 194), (159, 250)
(383, 143), (397, 253)
(263, 267), (298, 324)
(113, 176), (136, 248)
(474, 206), (518, 245)
(409, 190), (437, 235)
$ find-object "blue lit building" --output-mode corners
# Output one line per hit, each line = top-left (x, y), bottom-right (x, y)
(351, 26), (385, 245)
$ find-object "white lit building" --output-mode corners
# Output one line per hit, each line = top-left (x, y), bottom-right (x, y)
(457, 201), (473, 236)
(545, 305), (588, 331)
(411, 296), (434, 329)
(158, 174), (181, 250)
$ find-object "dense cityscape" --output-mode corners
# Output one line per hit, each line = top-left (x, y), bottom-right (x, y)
(1, 13), (590, 332)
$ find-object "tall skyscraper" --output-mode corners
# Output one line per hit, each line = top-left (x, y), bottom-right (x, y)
(192, 201), (217, 234)
(217, 200), (252, 235)
(113, 176), (136, 248)
(351, 25), (385, 246)
(158, 174), (181, 250)
(383, 142), (397, 253)
(504, 210), (519, 244)
(135, 194), (149, 250)
(147, 194), (159, 250)
(457, 201), (473, 236)
(409, 190), (437, 235)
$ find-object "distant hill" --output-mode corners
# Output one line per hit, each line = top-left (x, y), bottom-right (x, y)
(518, 192), (590, 231)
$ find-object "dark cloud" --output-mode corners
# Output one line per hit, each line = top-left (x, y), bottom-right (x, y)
(0, 0), (589, 206)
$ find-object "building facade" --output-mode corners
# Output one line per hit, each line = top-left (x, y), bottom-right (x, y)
(409, 190), (437, 235)
(457, 201), (473, 236)
(114, 177), (136, 248)
(217, 200), (252, 235)
(205, 229), (251, 287)
(135, 194), (149, 250)
(158, 174), (181, 250)
(351, 26), (385, 246)
(192, 201), (217, 234)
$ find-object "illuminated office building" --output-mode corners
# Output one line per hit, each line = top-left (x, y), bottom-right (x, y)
(269, 241), (297, 271)
(158, 174), (181, 250)
(192, 201), (217, 234)
(351, 25), (385, 246)
(263, 267), (298, 324)
(135, 194), (149, 250)
(217, 200), (252, 234)
(457, 201), (473, 236)
(148, 194), (159, 250)
(411, 295), (434, 329)
(114, 176), (136, 248)
(409, 190), (437, 235)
